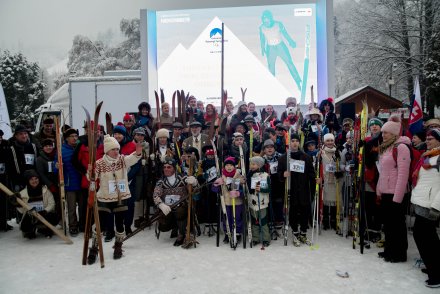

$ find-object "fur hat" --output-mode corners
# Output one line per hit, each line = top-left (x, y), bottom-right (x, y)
(14, 125), (28, 134)
(224, 156), (236, 166)
(291, 132), (301, 141)
(425, 118), (440, 129)
(285, 97), (297, 106)
(103, 134), (120, 153)
(232, 132), (244, 139)
(138, 102), (151, 112)
(113, 125), (127, 136)
(63, 128), (78, 138)
(41, 138), (54, 147)
(250, 156), (265, 168)
(235, 121), (248, 133)
(305, 108), (323, 121)
(263, 139), (275, 149)
(381, 114), (401, 136)
(24, 169), (40, 181)
(156, 128), (169, 138)
(323, 133), (335, 142)
(342, 118), (354, 126)
(427, 128), (440, 142)
(368, 118), (383, 128)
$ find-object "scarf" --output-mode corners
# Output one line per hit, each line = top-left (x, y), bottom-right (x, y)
(412, 147), (440, 187)
(378, 137), (397, 155)
(222, 168), (236, 178)
(27, 183), (43, 200)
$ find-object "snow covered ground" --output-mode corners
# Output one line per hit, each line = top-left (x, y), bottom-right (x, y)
(0, 222), (434, 294)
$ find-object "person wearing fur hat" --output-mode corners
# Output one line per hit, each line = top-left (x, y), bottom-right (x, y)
(376, 114), (411, 263)
(17, 170), (58, 239)
(319, 98), (340, 135)
(5, 125), (39, 193)
(411, 128), (440, 288)
(317, 133), (343, 231)
(280, 97), (298, 122)
(247, 156), (271, 247)
(153, 157), (200, 246)
(277, 132), (316, 246)
(412, 130), (427, 152)
(302, 107), (323, 147)
(212, 156), (245, 244)
(87, 135), (142, 262)
(182, 121), (209, 160)
(153, 102), (174, 132)
(261, 139), (283, 230)
(134, 102), (154, 137)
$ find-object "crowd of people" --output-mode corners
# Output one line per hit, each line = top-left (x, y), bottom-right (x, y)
(0, 96), (439, 288)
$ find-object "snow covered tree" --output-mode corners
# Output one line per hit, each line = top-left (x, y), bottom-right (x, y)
(0, 50), (47, 121)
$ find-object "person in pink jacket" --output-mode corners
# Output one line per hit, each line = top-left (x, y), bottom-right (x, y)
(376, 115), (411, 263)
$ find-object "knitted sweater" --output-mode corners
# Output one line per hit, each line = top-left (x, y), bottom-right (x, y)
(153, 174), (197, 205)
(95, 152), (141, 202)
(411, 154), (440, 211)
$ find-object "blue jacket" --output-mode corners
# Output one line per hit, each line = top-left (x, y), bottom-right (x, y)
(61, 143), (82, 191)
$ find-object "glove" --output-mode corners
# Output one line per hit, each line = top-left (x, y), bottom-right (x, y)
(9, 192), (22, 207)
(428, 208), (440, 221)
(158, 203), (171, 216)
(213, 177), (224, 187)
(335, 171), (343, 179)
(185, 176), (198, 186)
(150, 154), (155, 160)
(229, 190), (240, 198)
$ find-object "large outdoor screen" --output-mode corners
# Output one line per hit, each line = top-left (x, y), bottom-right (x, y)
(155, 4), (318, 107)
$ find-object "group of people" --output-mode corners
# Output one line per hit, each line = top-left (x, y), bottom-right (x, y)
(0, 95), (439, 288)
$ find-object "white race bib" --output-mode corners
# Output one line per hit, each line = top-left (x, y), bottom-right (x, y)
(47, 161), (53, 173)
(325, 163), (336, 173)
(269, 161), (278, 174)
(108, 180), (127, 194)
(207, 167), (217, 182)
(290, 160), (305, 173)
(24, 154), (35, 165)
(225, 177), (233, 185)
(0, 163), (5, 174)
(30, 201), (44, 212)
(164, 195), (180, 205)
(311, 125), (318, 133)
(251, 176), (261, 189)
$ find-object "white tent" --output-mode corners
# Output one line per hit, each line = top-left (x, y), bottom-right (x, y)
(0, 83), (12, 139)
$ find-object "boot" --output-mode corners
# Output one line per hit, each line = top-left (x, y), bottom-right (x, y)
(299, 232), (311, 245)
(113, 231), (125, 260)
(87, 231), (99, 265)
(292, 231), (301, 247)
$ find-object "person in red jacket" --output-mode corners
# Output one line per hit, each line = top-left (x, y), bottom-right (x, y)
(376, 115), (411, 263)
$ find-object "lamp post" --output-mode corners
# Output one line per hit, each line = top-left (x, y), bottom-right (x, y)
(387, 63), (397, 97)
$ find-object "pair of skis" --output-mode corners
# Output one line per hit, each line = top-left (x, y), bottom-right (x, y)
(54, 115), (68, 236)
(81, 101), (105, 268)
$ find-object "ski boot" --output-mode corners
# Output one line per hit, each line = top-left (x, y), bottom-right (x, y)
(292, 232), (301, 247)
(87, 231), (98, 265)
(113, 231), (125, 260)
(298, 232), (312, 246)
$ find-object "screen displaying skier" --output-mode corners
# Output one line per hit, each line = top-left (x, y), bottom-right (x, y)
(155, 4), (317, 106)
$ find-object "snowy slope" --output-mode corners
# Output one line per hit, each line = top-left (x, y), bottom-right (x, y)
(0, 222), (433, 294)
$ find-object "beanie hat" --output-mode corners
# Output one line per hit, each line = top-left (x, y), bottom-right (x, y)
(368, 118), (383, 128)
(123, 113), (133, 121)
(224, 156), (236, 166)
(414, 130), (426, 142)
(237, 101), (247, 108)
(104, 134), (120, 153)
(250, 156), (265, 168)
(113, 125), (127, 136)
(41, 138), (54, 147)
(381, 114), (401, 136)
(63, 128), (78, 138)
(427, 128), (440, 142)
(156, 128), (169, 138)
(24, 169), (40, 181)
(291, 132), (301, 141)
(232, 132), (244, 139)
(14, 125), (27, 134)
(323, 133), (335, 142)
(305, 140), (316, 147)
(263, 139), (275, 149)
(285, 97), (297, 106)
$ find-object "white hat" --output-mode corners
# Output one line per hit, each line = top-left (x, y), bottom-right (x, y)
(305, 108), (323, 121)
(104, 135), (120, 153)
(156, 128), (169, 138)
(323, 133), (335, 142)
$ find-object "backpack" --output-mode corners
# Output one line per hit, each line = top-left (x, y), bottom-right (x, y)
(392, 142), (422, 187)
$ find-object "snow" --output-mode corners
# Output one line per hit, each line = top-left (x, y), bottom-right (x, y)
(0, 222), (434, 294)
(47, 58), (68, 76)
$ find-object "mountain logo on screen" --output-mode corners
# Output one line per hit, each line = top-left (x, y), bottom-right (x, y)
(209, 28), (222, 39)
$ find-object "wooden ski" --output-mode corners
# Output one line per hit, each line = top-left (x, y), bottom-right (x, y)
(54, 115), (67, 236)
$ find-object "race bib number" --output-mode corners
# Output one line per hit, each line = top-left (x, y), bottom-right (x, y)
(325, 164), (336, 173)
(24, 154), (35, 165)
(259, 179), (268, 189)
(47, 161), (53, 173)
(207, 167), (217, 182)
(165, 195), (180, 205)
(30, 201), (44, 212)
(0, 163), (5, 174)
(269, 161), (278, 174)
(311, 125), (318, 133)
(290, 160), (305, 173)
(251, 176), (261, 189)
(108, 180), (127, 194)
(225, 177), (233, 185)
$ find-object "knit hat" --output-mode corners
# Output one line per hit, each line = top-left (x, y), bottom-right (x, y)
(224, 156), (236, 166)
(285, 97), (297, 106)
(291, 132), (301, 141)
(275, 123), (286, 131)
(24, 169), (40, 181)
(323, 133), (335, 142)
(263, 139), (275, 149)
(305, 140), (316, 147)
(104, 134), (120, 153)
(250, 156), (265, 168)
(202, 145), (214, 156)
(425, 118), (440, 129)
(368, 118), (383, 128)
(133, 127), (146, 136)
(381, 114), (401, 136)
(237, 101), (247, 109)
(413, 130), (426, 142)
(41, 138), (54, 147)
(232, 132), (244, 139)
(427, 128), (440, 142)
(123, 113), (133, 121)
(14, 125), (27, 134)
(156, 128), (169, 138)
(113, 125), (127, 136)
(63, 128), (78, 138)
